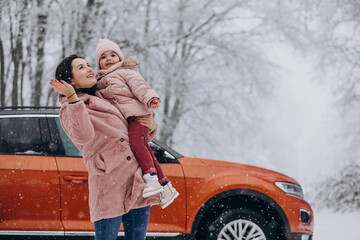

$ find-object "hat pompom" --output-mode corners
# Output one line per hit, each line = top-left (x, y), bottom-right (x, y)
(123, 56), (139, 67)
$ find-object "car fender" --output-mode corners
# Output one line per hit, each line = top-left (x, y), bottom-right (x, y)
(185, 173), (290, 237)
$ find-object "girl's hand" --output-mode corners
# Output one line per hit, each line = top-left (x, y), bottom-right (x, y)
(136, 114), (157, 131)
(150, 99), (160, 109)
(50, 79), (75, 97)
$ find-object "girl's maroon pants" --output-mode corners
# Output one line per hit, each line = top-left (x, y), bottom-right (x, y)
(128, 117), (168, 184)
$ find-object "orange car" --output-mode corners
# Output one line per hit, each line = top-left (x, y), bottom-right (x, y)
(0, 107), (313, 240)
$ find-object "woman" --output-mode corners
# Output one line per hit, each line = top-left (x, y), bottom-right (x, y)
(50, 54), (160, 240)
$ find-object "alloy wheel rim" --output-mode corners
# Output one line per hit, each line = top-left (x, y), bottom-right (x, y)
(217, 219), (266, 240)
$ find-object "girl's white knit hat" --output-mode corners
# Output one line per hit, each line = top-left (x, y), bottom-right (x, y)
(96, 38), (124, 69)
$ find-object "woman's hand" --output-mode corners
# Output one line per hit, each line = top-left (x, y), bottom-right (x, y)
(136, 114), (157, 131)
(50, 79), (75, 96)
(50, 79), (79, 102)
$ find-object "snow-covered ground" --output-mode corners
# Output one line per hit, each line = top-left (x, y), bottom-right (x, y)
(313, 208), (360, 240)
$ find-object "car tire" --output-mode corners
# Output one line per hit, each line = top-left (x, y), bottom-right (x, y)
(203, 208), (276, 240)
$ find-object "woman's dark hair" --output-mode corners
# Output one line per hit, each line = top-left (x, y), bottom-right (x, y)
(55, 54), (82, 83)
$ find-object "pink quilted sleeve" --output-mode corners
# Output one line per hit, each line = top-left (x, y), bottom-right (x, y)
(120, 69), (160, 107)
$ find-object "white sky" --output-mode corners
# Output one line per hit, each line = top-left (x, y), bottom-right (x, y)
(262, 44), (344, 186)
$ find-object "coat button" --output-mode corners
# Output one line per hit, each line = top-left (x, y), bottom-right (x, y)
(120, 138), (124, 142)
(126, 156), (131, 161)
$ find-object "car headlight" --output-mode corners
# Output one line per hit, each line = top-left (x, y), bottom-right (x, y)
(274, 182), (304, 199)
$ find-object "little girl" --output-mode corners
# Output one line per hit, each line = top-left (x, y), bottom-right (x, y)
(95, 38), (179, 209)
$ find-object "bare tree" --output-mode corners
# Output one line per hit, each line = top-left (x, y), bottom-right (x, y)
(0, 1), (4, 107)
(306, 0), (360, 163)
(139, 0), (250, 145)
(0, 0), (311, 162)
(98, 0), (304, 154)
(0, 21), (4, 107)
(131, 0), (276, 147)
(75, 0), (105, 58)
(21, 13), (35, 106)
(9, 1), (29, 106)
(31, 0), (51, 106)
(0, 37), (4, 107)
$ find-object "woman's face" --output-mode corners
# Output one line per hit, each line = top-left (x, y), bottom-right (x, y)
(99, 50), (121, 70)
(71, 58), (97, 89)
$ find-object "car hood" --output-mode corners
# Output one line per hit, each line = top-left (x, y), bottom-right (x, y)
(179, 157), (300, 186)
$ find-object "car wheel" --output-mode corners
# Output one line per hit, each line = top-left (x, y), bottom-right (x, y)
(204, 208), (275, 240)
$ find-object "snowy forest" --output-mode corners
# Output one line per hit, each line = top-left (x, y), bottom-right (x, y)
(1, 0), (359, 216)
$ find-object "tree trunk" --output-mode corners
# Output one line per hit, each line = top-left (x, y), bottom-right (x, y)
(75, 0), (97, 57)
(0, 5), (4, 107)
(158, 0), (186, 145)
(142, 0), (153, 84)
(10, 2), (27, 106)
(31, 0), (48, 106)
(156, 0), (239, 146)
(20, 60), (25, 106)
(24, 24), (34, 106)
(11, 48), (20, 106)
(0, 38), (5, 107)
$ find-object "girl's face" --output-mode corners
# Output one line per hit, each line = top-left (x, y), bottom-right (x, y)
(99, 50), (121, 70)
(70, 58), (97, 89)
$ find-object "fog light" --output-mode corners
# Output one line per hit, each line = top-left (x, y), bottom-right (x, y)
(301, 234), (310, 240)
(300, 208), (310, 225)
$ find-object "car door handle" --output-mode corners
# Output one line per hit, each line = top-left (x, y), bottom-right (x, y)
(63, 175), (88, 183)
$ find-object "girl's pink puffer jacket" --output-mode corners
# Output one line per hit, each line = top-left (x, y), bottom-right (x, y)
(97, 62), (160, 119)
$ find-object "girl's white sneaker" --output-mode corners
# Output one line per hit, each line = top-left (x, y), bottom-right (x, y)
(143, 173), (164, 198)
(160, 182), (179, 209)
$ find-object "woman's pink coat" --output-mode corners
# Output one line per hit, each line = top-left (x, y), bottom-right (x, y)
(97, 62), (160, 119)
(59, 92), (159, 222)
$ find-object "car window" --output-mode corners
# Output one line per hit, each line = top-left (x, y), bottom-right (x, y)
(0, 116), (46, 155)
(49, 117), (174, 160)
(54, 118), (82, 157)
(149, 142), (177, 164)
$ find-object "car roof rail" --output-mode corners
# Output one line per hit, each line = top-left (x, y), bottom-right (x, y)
(0, 106), (60, 110)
